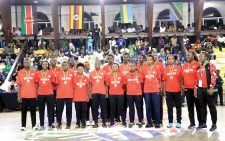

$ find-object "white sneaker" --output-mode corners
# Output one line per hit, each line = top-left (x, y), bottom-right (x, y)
(39, 126), (45, 131)
(32, 125), (38, 131)
(20, 127), (26, 131)
(86, 121), (90, 126)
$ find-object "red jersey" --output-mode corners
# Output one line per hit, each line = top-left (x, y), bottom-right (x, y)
(163, 64), (182, 92)
(16, 69), (37, 98)
(89, 69), (107, 95)
(36, 70), (55, 95)
(73, 74), (89, 102)
(50, 66), (61, 90)
(143, 65), (161, 93)
(107, 72), (125, 95)
(124, 71), (143, 95)
(182, 61), (200, 89)
(119, 63), (131, 76)
(102, 64), (112, 73)
(55, 70), (74, 98)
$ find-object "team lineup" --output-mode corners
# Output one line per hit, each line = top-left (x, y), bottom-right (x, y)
(16, 51), (218, 132)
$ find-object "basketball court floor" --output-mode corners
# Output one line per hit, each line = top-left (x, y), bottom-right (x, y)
(0, 105), (224, 141)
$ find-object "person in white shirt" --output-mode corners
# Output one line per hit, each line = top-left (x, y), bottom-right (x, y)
(160, 24), (167, 33)
(127, 25), (136, 33)
(121, 26), (127, 33)
(217, 34), (225, 51)
(109, 36), (117, 51)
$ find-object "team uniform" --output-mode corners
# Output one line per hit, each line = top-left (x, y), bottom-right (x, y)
(73, 74), (89, 127)
(142, 64), (161, 126)
(89, 69), (107, 125)
(182, 61), (202, 127)
(16, 69), (37, 128)
(163, 64), (182, 126)
(124, 71), (144, 126)
(107, 72), (126, 125)
(55, 70), (74, 127)
(36, 70), (55, 127)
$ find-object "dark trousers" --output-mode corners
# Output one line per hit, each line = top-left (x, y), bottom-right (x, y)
(86, 100), (93, 121)
(75, 102), (87, 126)
(38, 95), (54, 126)
(215, 86), (223, 105)
(144, 93), (161, 125)
(140, 94), (144, 121)
(197, 88), (217, 125)
(166, 92), (182, 123)
(160, 95), (163, 123)
(21, 98), (37, 127)
(52, 90), (57, 123)
(127, 95), (142, 123)
(185, 89), (202, 126)
(92, 94), (107, 124)
(56, 98), (72, 125)
(109, 95), (125, 124)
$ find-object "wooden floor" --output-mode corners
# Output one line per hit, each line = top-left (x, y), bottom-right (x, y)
(0, 105), (225, 141)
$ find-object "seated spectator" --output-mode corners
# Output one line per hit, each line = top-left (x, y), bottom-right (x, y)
(168, 23), (177, 32)
(63, 46), (71, 57)
(128, 42), (136, 56)
(171, 34), (178, 46)
(183, 35), (190, 49)
(135, 36), (143, 48)
(160, 24), (167, 33)
(136, 25), (144, 33)
(8, 80), (17, 93)
(114, 52), (122, 64)
(108, 26), (115, 33)
(79, 46), (86, 56)
(16, 28), (22, 36)
(144, 38), (149, 47)
(177, 23), (185, 32)
(190, 23), (195, 32)
(121, 26), (127, 33)
(4, 61), (12, 74)
(11, 27), (17, 36)
(116, 35), (126, 49)
(59, 27), (66, 35)
(158, 36), (165, 53)
(109, 36), (117, 51)
(185, 24), (192, 32)
(127, 24), (136, 33)
(164, 35), (170, 44)
(153, 25), (160, 33)
(38, 38), (46, 49)
(115, 26), (122, 34)
(120, 46), (129, 54)
(217, 34), (225, 51)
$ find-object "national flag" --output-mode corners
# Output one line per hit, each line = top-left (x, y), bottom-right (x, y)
(21, 5), (34, 35)
(120, 4), (133, 23)
(69, 5), (83, 29)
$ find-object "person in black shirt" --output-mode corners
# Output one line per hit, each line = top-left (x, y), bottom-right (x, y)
(215, 69), (224, 105)
(93, 24), (100, 50)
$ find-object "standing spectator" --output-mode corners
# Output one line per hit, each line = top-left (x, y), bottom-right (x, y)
(86, 34), (94, 53)
(116, 35), (126, 50)
(158, 36), (165, 53)
(215, 69), (224, 106)
(93, 24), (100, 50)
(109, 36), (117, 51)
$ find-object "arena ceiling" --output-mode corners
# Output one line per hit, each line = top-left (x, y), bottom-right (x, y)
(10, 0), (225, 5)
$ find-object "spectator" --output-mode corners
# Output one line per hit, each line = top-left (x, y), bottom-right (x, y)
(158, 36), (165, 53)
(185, 24), (192, 32)
(160, 24), (167, 33)
(116, 35), (126, 49)
(4, 61), (12, 74)
(86, 34), (94, 52)
(217, 34), (225, 51)
(59, 27), (66, 35)
(177, 23), (185, 32)
(115, 26), (122, 34)
(127, 25), (136, 33)
(153, 25), (160, 33)
(183, 35), (190, 49)
(168, 24), (177, 32)
(92, 24), (100, 50)
(171, 34), (178, 46)
(109, 36), (117, 51)
(135, 36), (143, 48)
(8, 80), (17, 93)
(121, 26), (127, 33)
(16, 28), (22, 36)
(215, 69), (224, 106)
